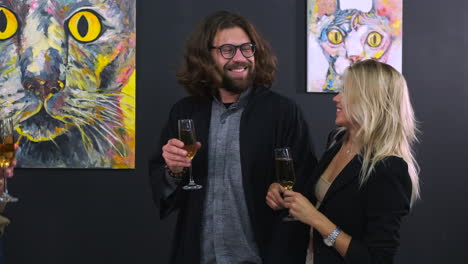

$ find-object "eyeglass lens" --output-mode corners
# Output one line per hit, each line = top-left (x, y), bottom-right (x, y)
(220, 43), (254, 59)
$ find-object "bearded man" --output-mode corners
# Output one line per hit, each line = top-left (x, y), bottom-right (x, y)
(149, 10), (317, 264)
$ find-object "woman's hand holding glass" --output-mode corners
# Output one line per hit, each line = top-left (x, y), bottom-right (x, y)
(266, 182), (287, 210)
(282, 190), (318, 226)
(267, 183), (319, 225)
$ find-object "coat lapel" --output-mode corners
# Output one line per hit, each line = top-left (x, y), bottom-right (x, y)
(304, 142), (340, 203)
(192, 99), (211, 153)
(305, 137), (362, 206)
(190, 97), (212, 186)
(320, 155), (361, 205)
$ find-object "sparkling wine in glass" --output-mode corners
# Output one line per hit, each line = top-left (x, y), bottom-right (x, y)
(0, 118), (18, 203)
(178, 119), (202, 190)
(274, 147), (296, 221)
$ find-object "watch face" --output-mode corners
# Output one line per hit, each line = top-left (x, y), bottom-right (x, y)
(324, 237), (333, 247)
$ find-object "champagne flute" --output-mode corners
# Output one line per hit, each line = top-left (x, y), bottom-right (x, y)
(274, 147), (296, 221)
(0, 118), (18, 203)
(178, 119), (202, 190)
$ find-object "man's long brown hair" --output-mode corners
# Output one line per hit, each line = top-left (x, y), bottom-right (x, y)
(177, 11), (277, 97)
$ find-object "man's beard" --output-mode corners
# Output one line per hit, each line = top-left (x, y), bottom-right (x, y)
(222, 62), (255, 94)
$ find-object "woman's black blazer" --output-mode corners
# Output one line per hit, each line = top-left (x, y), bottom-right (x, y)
(268, 130), (413, 264)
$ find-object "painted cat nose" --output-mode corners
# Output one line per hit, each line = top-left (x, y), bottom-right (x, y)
(348, 56), (362, 64)
(23, 78), (65, 100)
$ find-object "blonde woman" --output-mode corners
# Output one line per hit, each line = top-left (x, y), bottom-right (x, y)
(266, 60), (420, 264)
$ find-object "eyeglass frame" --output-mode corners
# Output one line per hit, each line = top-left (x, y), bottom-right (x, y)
(209, 42), (256, 59)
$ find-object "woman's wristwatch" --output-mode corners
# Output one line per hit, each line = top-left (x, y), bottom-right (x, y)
(323, 227), (341, 247)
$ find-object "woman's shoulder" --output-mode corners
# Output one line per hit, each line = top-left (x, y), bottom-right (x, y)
(369, 156), (412, 194)
(376, 156), (408, 172)
(364, 155), (412, 211)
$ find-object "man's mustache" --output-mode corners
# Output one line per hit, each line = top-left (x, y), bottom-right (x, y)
(225, 62), (252, 70)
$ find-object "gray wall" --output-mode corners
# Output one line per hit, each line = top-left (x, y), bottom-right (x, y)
(4, 0), (467, 263)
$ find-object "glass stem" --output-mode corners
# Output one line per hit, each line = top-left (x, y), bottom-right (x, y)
(3, 177), (7, 194)
(188, 166), (194, 184)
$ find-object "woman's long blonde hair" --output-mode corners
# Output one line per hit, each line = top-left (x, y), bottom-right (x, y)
(338, 59), (420, 205)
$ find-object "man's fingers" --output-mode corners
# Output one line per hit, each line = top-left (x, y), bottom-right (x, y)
(163, 154), (191, 167)
(168, 138), (184, 148)
(163, 152), (190, 163)
(162, 138), (195, 168)
(163, 144), (188, 157)
(162, 150), (191, 168)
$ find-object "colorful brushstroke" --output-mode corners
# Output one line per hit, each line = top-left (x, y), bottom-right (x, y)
(0, 0), (136, 168)
(307, 0), (402, 93)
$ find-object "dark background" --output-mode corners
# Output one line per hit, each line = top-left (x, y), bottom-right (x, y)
(4, 0), (468, 263)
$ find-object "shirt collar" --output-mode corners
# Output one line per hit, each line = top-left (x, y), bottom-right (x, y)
(213, 87), (251, 109)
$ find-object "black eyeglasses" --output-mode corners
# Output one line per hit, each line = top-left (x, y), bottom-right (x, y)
(209, 42), (256, 59)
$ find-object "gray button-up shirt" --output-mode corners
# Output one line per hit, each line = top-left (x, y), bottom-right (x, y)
(201, 89), (261, 264)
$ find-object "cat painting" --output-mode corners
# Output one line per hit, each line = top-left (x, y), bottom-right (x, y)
(307, 0), (402, 92)
(0, 0), (136, 168)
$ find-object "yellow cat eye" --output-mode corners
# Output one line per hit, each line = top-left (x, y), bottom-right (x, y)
(327, 29), (343, 45)
(0, 7), (19, 40)
(367, 32), (383, 47)
(68, 10), (102, 43)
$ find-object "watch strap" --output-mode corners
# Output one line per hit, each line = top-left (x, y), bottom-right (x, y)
(324, 226), (341, 247)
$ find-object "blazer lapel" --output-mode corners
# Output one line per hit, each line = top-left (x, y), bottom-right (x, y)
(304, 135), (362, 207)
(304, 143), (340, 203)
(321, 155), (361, 206)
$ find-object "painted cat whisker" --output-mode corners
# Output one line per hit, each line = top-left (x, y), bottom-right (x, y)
(100, 91), (134, 99)
(48, 137), (61, 150)
(88, 124), (126, 157)
(63, 110), (95, 125)
(86, 129), (106, 154)
(95, 121), (123, 144)
(96, 106), (124, 118)
(97, 116), (124, 127)
(73, 122), (95, 153)
(70, 115), (113, 156)
(10, 104), (32, 122)
(94, 99), (128, 111)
